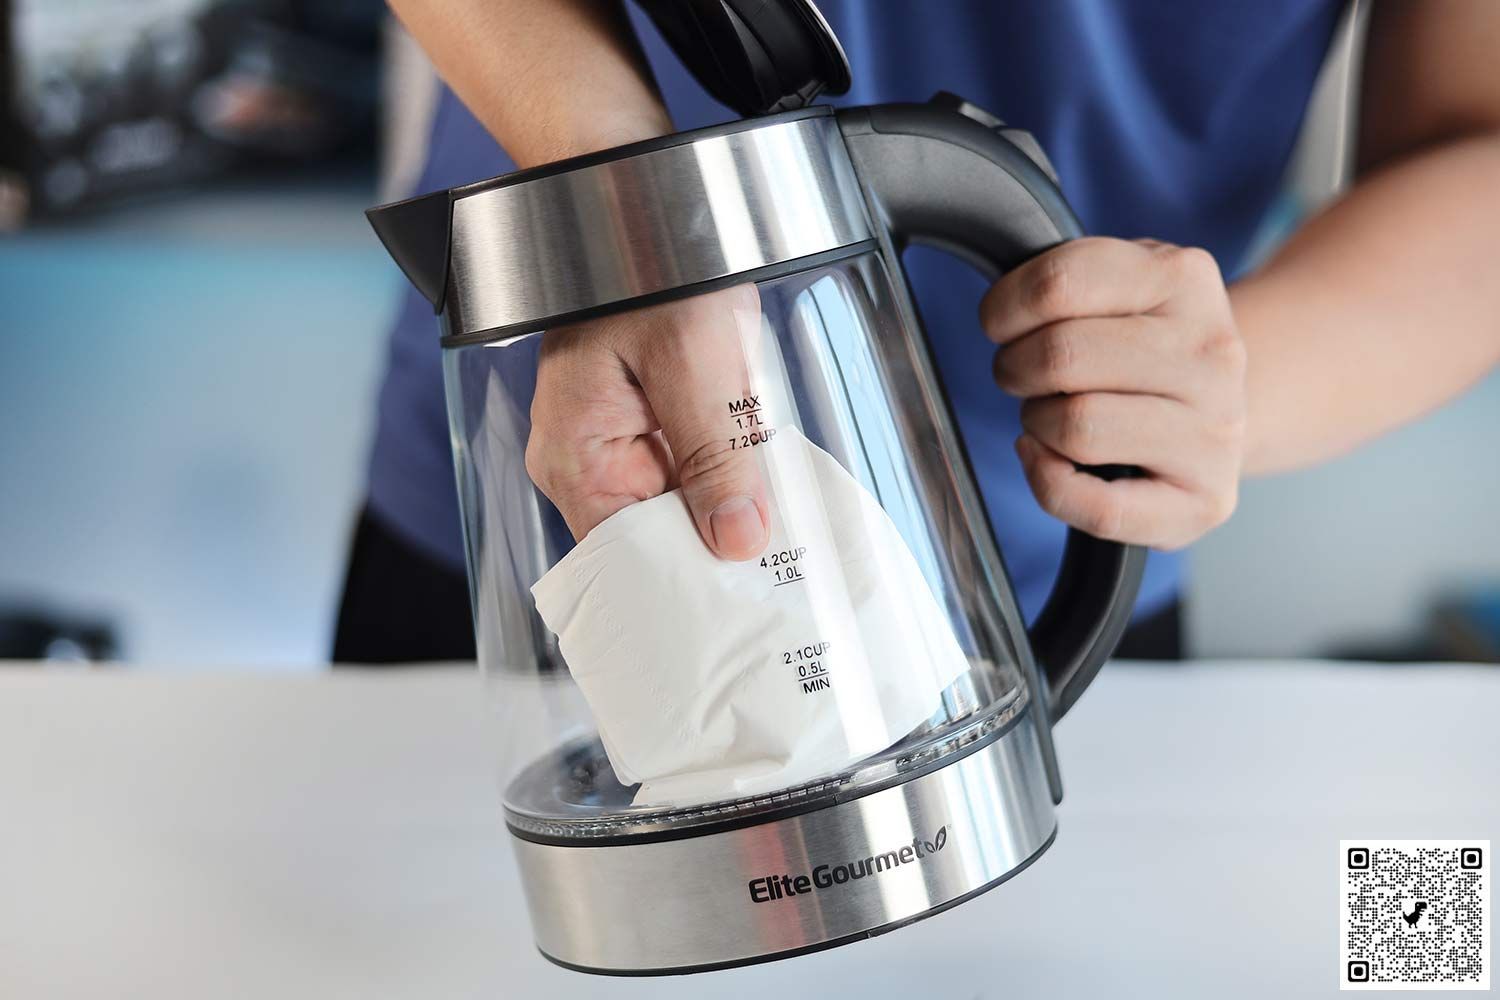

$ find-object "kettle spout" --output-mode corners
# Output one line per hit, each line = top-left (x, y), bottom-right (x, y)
(366, 190), (452, 311)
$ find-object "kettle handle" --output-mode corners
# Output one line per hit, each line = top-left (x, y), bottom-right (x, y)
(837, 98), (1147, 724)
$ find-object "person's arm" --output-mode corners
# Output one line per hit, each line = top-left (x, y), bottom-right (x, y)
(1234, 0), (1500, 474)
(986, 1), (1500, 549)
(387, 0), (770, 559)
(387, 0), (671, 165)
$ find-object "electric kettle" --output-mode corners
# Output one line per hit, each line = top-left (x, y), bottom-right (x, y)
(367, 0), (1145, 976)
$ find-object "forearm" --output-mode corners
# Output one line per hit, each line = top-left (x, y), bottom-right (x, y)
(387, 0), (671, 165)
(1233, 132), (1500, 476)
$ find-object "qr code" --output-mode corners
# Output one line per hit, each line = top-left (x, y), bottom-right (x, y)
(1341, 840), (1489, 990)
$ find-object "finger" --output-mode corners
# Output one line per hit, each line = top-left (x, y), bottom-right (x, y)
(993, 315), (1195, 402)
(625, 284), (771, 561)
(979, 237), (1178, 345)
(527, 331), (674, 540)
(1019, 392), (1230, 488)
(1014, 434), (1219, 550)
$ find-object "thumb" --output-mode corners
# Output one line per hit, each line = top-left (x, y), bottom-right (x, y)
(674, 440), (768, 561)
(627, 286), (769, 561)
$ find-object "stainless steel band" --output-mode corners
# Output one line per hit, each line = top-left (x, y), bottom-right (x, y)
(509, 711), (1057, 975)
(443, 110), (874, 344)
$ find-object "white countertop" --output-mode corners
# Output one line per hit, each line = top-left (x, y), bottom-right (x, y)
(2, 660), (1495, 999)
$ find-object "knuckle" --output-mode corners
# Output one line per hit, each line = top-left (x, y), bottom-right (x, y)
(675, 436), (742, 492)
(1056, 395), (1102, 461)
(634, 318), (690, 369)
(1038, 326), (1082, 391)
(1029, 250), (1077, 316)
(523, 436), (555, 494)
(1167, 244), (1222, 284)
(1027, 462), (1069, 518)
(1204, 325), (1248, 373)
(1080, 491), (1126, 540)
(647, 285), (757, 356)
(991, 349), (1016, 390)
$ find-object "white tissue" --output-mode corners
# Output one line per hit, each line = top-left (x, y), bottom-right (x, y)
(530, 428), (969, 807)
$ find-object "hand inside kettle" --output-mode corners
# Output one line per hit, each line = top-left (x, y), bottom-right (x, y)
(525, 283), (772, 560)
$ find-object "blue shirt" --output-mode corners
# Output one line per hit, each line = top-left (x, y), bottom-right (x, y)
(367, 0), (1341, 621)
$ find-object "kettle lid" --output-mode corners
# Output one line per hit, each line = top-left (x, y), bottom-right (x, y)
(637, 0), (851, 116)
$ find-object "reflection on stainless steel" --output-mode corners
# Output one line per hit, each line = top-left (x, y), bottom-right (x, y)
(445, 114), (873, 341)
(511, 711), (1055, 973)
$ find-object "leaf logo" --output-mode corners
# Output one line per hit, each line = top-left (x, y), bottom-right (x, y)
(922, 826), (948, 854)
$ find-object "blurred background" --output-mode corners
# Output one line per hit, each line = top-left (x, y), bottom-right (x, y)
(1, 0), (1497, 669)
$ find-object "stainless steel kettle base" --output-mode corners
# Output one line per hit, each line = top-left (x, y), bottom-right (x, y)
(508, 708), (1057, 975)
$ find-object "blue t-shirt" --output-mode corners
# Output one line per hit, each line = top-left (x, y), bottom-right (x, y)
(367, 0), (1341, 621)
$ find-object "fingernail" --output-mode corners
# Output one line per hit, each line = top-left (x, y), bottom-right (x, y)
(709, 495), (765, 558)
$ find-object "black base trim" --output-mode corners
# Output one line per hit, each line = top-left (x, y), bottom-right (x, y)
(439, 240), (879, 347)
(536, 823), (1058, 977)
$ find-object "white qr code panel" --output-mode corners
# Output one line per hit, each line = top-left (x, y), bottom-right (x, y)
(1341, 840), (1489, 990)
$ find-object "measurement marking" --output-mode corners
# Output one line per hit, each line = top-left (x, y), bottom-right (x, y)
(773, 577), (806, 588)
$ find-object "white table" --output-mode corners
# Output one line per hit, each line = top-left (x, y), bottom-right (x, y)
(2, 661), (1495, 998)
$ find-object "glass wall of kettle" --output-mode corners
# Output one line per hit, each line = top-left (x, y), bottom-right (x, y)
(443, 251), (1028, 818)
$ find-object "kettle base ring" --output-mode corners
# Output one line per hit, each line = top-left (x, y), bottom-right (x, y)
(508, 706), (1057, 975)
(541, 826), (1056, 978)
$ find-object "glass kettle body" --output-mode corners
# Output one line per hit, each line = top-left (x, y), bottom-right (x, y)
(369, 95), (1144, 975)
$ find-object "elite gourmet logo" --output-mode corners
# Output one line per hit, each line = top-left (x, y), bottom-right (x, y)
(747, 826), (948, 903)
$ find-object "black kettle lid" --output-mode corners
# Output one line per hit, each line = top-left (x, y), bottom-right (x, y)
(637, 0), (851, 116)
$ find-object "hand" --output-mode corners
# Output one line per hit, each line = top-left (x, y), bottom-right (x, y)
(525, 284), (771, 560)
(982, 237), (1247, 550)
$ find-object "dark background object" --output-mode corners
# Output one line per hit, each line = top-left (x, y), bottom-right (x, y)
(0, 0), (27, 227)
(1327, 583), (1500, 663)
(6, 0), (383, 220)
(1431, 586), (1500, 662)
(0, 605), (118, 661)
(636, 0), (849, 116)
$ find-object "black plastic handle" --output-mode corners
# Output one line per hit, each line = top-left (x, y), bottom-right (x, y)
(837, 98), (1147, 727)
